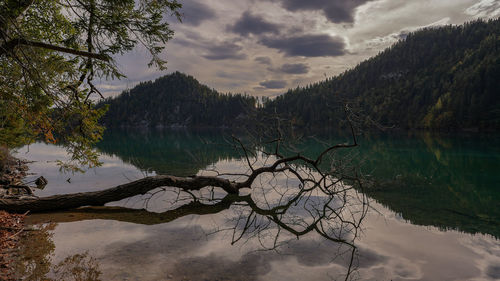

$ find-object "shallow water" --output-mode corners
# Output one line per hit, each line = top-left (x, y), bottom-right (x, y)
(13, 130), (500, 281)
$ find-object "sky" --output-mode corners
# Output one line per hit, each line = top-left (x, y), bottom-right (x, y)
(98, 0), (500, 98)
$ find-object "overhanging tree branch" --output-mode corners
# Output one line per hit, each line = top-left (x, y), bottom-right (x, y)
(0, 38), (110, 61)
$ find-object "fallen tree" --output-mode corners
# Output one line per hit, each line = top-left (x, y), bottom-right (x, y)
(0, 145), (356, 213)
(0, 109), (360, 214)
(4, 112), (368, 281)
(22, 182), (367, 281)
(0, 175), (237, 213)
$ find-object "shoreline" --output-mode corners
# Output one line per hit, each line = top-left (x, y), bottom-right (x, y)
(0, 151), (29, 280)
(0, 210), (26, 280)
(0, 151), (32, 199)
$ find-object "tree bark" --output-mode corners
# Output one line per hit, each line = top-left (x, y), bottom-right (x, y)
(0, 175), (239, 213)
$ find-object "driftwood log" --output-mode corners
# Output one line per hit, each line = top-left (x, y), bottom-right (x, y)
(0, 115), (358, 214)
(0, 147), (355, 213)
(0, 150), (358, 213)
(0, 175), (240, 213)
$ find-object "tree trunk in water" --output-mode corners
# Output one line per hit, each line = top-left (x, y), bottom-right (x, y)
(0, 138), (357, 213)
(0, 175), (239, 213)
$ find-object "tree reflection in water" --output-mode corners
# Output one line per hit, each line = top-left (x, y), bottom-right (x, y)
(25, 175), (367, 280)
(13, 223), (102, 281)
(19, 112), (368, 280)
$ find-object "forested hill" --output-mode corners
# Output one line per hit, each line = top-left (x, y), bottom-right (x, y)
(264, 18), (500, 131)
(101, 19), (499, 131)
(99, 72), (257, 128)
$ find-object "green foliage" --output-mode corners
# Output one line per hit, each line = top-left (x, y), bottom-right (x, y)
(265, 18), (500, 131)
(0, 0), (181, 170)
(99, 72), (257, 128)
(0, 145), (9, 173)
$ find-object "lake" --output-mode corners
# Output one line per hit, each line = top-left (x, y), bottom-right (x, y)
(13, 129), (500, 281)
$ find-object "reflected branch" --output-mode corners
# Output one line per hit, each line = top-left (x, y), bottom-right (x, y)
(14, 106), (366, 280)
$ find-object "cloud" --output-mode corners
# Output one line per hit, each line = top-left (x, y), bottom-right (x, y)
(487, 265), (500, 279)
(275, 63), (310, 74)
(253, 86), (268, 91)
(254, 56), (272, 65)
(260, 34), (346, 57)
(271, 0), (373, 23)
(172, 33), (247, 61)
(228, 11), (283, 36)
(108, 0), (487, 99)
(362, 17), (451, 50)
(179, 0), (216, 26)
(465, 0), (500, 19)
(216, 71), (234, 79)
(259, 80), (287, 89)
(202, 41), (247, 60)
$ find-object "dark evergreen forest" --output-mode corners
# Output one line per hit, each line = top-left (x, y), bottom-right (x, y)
(265, 18), (500, 131)
(101, 18), (500, 131)
(99, 72), (257, 128)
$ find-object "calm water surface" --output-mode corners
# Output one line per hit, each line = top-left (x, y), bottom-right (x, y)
(13, 130), (500, 281)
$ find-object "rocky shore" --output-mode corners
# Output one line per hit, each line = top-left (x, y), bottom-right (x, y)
(0, 150), (29, 280)
(0, 150), (44, 200)
(0, 156), (29, 197)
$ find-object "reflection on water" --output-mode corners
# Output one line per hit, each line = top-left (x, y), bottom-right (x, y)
(13, 130), (500, 280)
(97, 130), (500, 238)
(357, 132), (500, 238)
(96, 129), (243, 176)
(23, 153), (369, 280)
(14, 223), (102, 281)
(14, 223), (55, 279)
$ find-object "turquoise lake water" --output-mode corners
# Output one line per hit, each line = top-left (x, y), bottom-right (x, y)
(14, 130), (500, 281)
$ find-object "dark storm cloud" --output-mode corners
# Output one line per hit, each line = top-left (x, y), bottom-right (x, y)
(259, 80), (287, 89)
(216, 70), (235, 79)
(179, 1), (216, 26)
(203, 41), (247, 60)
(271, 0), (372, 23)
(228, 11), (283, 36)
(276, 63), (310, 74)
(260, 34), (346, 57)
(254, 56), (272, 65)
(172, 31), (247, 61)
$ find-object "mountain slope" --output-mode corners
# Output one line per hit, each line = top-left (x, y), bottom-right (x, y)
(264, 18), (500, 131)
(100, 72), (256, 128)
